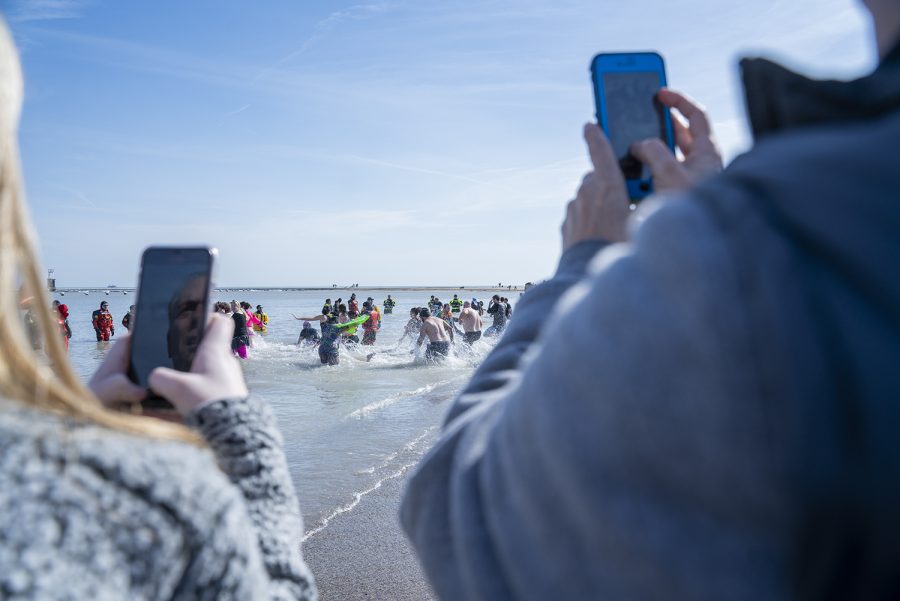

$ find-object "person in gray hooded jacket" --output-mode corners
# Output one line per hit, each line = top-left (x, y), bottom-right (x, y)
(401, 1), (900, 599)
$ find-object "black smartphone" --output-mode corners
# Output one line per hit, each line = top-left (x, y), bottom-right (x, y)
(128, 247), (216, 409)
(590, 52), (675, 202)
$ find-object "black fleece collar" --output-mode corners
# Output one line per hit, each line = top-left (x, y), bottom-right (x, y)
(740, 39), (900, 139)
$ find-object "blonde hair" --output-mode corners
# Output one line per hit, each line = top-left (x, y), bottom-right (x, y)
(0, 21), (198, 444)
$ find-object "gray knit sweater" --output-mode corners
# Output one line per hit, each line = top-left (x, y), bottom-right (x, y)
(0, 396), (316, 600)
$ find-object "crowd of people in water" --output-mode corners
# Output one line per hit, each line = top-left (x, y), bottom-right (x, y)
(24, 290), (521, 367)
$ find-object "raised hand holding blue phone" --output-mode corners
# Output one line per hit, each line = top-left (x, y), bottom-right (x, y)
(590, 52), (675, 202)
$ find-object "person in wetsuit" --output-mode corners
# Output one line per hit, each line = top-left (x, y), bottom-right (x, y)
(361, 301), (380, 345)
(56, 302), (72, 351)
(121, 305), (135, 332)
(253, 305), (268, 333)
(383, 295), (396, 314)
(297, 321), (320, 346)
(92, 301), (115, 342)
(230, 301), (250, 359)
(294, 311), (342, 365)
(484, 295), (507, 338)
(449, 294), (463, 317)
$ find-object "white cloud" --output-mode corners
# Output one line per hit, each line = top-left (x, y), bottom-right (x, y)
(8, 0), (89, 22)
(254, 3), (393, 80)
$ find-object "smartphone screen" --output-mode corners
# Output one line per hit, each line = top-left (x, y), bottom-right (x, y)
(128, 247), (215, 405)
(602, 71), (667, 180)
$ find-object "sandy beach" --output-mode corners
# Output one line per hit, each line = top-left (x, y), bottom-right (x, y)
(303, 470), (436, 601)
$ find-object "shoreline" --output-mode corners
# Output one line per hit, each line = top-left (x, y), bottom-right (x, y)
(302, 468), (436, 601)
(51, 286), (527, 293)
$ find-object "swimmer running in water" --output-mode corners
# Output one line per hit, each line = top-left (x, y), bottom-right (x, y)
(458, 301), (483, 345)
(296, 321), (320, 345)
(484, 294), (508, 337)
(398, 307), (422, 343)
(293, 312), (343, 365)
(229, 301), (250, 359)
(361, 300), (380, 345)
(416, 307), (453, 362)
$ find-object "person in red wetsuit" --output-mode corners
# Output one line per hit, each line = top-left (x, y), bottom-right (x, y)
(361, 301), (381, 345)
(54, 301), (72, 351)
(91, 301), (115, 342)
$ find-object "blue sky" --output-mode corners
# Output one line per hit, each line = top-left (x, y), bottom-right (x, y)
(6, 0), (875, 287)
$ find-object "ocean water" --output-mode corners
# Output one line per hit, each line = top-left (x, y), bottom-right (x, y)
(56, 288), (507, 539)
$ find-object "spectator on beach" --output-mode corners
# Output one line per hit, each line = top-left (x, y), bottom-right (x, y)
(401, 2), (900, 599)
(0, 21), (315, 600)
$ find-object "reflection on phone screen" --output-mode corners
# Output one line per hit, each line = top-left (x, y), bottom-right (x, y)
(130, 251), (210, 390)
(602, 71), (666, 180)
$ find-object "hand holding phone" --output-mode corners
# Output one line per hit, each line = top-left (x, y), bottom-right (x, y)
(90, 313), (248, 417)
(590, 52), (675, 202)
(148, 314), (249, 414)
(561, 123), (630, 250)
(128, 247), (216, 410)
(629, 89), (723, 193)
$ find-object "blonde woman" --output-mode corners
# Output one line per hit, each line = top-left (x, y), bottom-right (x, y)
(0, 21), (315, 600)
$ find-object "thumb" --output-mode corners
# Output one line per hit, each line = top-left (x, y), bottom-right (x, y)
(199, 313), (235, 353)
(92, 374), (147, 406)
(148, 367), (202, 407)
(584, 123), (620, 175)
(630, 138), (683, 187)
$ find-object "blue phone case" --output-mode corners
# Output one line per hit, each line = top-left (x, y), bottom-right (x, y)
(590, 52), (675, 201)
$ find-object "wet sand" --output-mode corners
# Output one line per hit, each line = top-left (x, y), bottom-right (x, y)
(303, 469), (436, 601)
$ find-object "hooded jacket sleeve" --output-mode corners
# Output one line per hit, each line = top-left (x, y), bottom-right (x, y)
(401, 198), (787, 600)
(185, 397), (317, 600)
